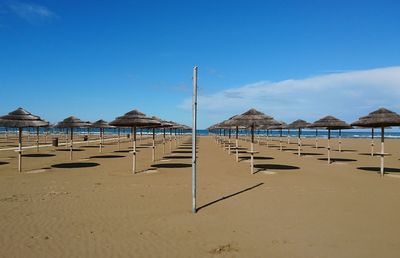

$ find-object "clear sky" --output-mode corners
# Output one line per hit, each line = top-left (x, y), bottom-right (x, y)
(1, 0), (400, 128)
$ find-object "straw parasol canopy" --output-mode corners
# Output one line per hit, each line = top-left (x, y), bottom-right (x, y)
(0, 107), (49, 128)
(91, 120), (113, 152)
(110, 109), (160, 174)
(310, 116), (351, 129)
(266, 121), (287, 151)
(351, 108), (400, 177)
(224, 108), (277, 174)
(0, 107), (49, 172)
(287, 119), (311, 129)
(56, 116), (91, 160)
(310, 116), (352, 163)
(287, 119), (311, 156)
(56, 116), (91, 128)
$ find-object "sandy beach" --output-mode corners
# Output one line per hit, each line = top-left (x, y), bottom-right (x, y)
(0, 134), (399, 258)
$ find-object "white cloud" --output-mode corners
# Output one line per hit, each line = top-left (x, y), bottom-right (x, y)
(180, 66), (400, 128)
(7, 1), (56, 23)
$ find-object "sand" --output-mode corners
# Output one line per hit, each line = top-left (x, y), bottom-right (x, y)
(1, 133), (400, 258)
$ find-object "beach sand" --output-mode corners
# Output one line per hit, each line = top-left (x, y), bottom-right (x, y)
(1, 134), (400, 257)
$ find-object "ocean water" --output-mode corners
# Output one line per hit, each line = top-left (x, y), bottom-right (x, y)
(1, 127), (400, 139)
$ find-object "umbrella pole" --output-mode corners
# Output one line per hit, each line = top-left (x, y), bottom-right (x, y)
(140, 129), (142, 143)
(280, 129), (282, 151)
(100, 128), (104, 152)
(338, 129), (342, 152)
(87, 128), (90, 146)
(287, 129), (290, 144)
(152, 128), (155, 162)
(18, 128), (22, 172)
(315, 129), (318, 149)
(163, 128), (166, 155)
(380, 127), (385, 177)
(228, 129), (231, 154)
(118, 128), (121, 151)
(130, 128), (134, 149)
(133, 127), (137, 174)
(371, 128), (374, 156)
(327, 129), (331, 164)
(70, 128), (73, 160)
(297, 128), (301, 156)
(250, 125), (255, 174)
(235, 126), (239, 162)
(169, 128), (172, 151)
(36, 127), (40, 152)
(174, 128), (177, 148)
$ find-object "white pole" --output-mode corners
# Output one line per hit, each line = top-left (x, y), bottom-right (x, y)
(18, 128), (22, 172)
(192, 66), (198, 213)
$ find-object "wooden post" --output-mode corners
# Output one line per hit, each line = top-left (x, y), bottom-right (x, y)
(315, 129), (318, 149)
(371, 128), (374, 156)
(235, 126), (239, 162)
(18, 128), (22, 172)
(327, 129), (331, 164)
(152, 128), (155, 162)
(169, 128), (172, 151)
(163, 128), (166, 154)
(70, 128), (73, 160)
(280, 128), (283, 151)
(338, 129), (342, 152)
(133, 127), (137, 174)
(228, 128), (231, 154)
(87, 128), (90, 146)
(287, 129), (290, 144)
(297, 128), (301, 156)
(36, 127), (40, 152)
(118, 128), (121, 151)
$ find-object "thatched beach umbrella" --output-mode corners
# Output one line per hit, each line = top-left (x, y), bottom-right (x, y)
(310, 116), (352, 164)
(351, 108), (400, 177)
(267, 121), (287, 151)
(287, 119), (311, 156)
(91, 120), (113, 153)
(110, 109), (160, 174)
(0, 108), (49, 172)
(150, 117), (173, 160)
(224, 108), (278, 174)
(56, 116), (91, 160)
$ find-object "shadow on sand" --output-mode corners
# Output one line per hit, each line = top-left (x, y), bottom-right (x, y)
(163, 155), (192, 159)
(56, 149), (84, 152)
(196, 183), (264, 212)
(0, 161), (9, 165)
(151, 163), (191, 169)
(52, 162), (100, 169)
(22, 153), (56, 158)
(240, 156), (274, 161)
(90, 155), (125, 159)
(318, 158), (357, 163)
(254, 164), (300, 172)
(358, 153), (391, 156)
(172, 150), (192, 154)
(357, 167), (400, 173)
(295, 152), (323, 156)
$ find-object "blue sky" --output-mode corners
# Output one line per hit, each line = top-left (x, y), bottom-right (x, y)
(0, 0), (400, 128)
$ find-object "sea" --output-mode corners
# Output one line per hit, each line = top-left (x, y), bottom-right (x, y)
(1, 127), (400, 139)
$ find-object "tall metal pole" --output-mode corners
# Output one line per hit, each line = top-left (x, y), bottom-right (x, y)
(192, 66), (198, 213)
